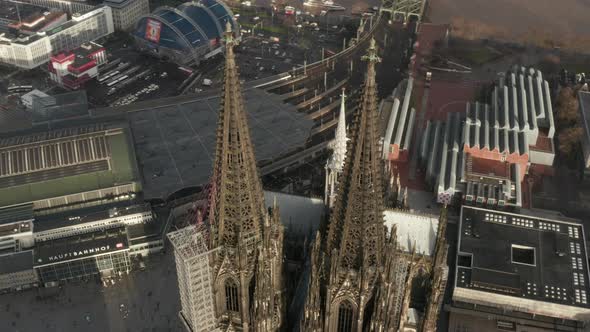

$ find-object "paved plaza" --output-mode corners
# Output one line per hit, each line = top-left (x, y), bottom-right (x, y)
(0, 252), (183, 332)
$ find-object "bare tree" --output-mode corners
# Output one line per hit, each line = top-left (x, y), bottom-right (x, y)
(556, 87), (580, 126)
(558, 126), (583, 156)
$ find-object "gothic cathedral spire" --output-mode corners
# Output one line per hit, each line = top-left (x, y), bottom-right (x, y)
(303, 38), (393, 332)
(421, 205), (449, 331)
(326, 38), (383, 262)
(208, 22), (284, 332)
(325, 89), (349, 208)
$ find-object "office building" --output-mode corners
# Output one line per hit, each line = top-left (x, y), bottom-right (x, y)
(104, 0), (149, 31)
(20, 89), (49, 109)
(0, 1), (67, 34)
(0, 204), (35, 251)
(448, 206), (590, 331)
(34, 226), (131, 284)
(0, 250), (38, 292)
(49, 42), (107, 90)
(20, 0), (95, 17)
(21, 0), (148, 31)
(0, 202), (37, 293)
(0, 6), (113, 69)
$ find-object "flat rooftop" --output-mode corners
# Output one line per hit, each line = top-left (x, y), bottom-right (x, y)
(129, 87), (313, 199)
(455, 206), (590, 320)
(6, 6), (101, 45)
(0, 1), (48, 25)
(0, 203), (33, 225)
(0, 204), (33, 236)
(34, 201), (149, 232)
(0, 250), (34, 274)
(0, 124), (139, 207)
(21, 89), (49, 102)
(56, 42), (104, 70)
(34, 226), (129, 266)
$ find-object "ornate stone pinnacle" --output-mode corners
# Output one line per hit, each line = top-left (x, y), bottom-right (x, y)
(362, 38), (381, 64)
(224, 21), (237, 47)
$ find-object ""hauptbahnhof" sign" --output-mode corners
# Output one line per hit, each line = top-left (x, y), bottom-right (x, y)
(34, 227), (131, 283)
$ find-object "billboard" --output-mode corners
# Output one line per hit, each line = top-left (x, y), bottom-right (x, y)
(35, 230), (129, 266)
(145, 18), (162, 43)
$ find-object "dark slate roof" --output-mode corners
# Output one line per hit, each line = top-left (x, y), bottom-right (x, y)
(457, 206), (590, 308)
(34, 226), (129, 266)
(34, 202), (149, 232)
(0, 250), (34, 274)
(0, 204), (34, 226)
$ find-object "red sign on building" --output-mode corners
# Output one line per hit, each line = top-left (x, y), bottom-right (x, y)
(145, 19), (162, 43)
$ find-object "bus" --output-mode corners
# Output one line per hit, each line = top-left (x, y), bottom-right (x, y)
(178, 66), (193, 75)
(106, 78), (119, 87)
(7, 85), (33, 93)
(98, 70), (119, 83)
(107, 75), (129, 87)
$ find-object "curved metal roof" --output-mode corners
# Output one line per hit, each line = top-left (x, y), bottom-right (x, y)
(178, 2), (222, 39)
(153, 7), (208, 49)
(134, 0), (237, 51)
(200, 0), (237, 30)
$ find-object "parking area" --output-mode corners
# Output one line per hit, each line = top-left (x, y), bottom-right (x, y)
(84, 38), (194, 108)
(86, 20), (343, 106)
(0, 4), (353, 109)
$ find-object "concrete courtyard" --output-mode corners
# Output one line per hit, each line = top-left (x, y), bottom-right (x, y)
(0, 252), (183, 332)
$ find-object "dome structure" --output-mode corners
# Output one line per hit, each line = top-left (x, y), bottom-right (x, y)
(133, 0), (238, 65)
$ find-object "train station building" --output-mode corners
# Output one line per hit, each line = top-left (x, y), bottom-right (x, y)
(133, 0), (238, 65)
(34, 226), (131, 284)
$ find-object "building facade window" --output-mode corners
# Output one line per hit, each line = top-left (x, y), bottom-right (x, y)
(337, 300), (354, 332)
(225, 279), (239, 312)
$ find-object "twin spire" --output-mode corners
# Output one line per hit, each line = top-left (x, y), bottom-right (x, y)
(304, 38), (391, 331)
(209, 21), (266, 249)
(208, 23), (284, 331)
(326, 37), (384, 271)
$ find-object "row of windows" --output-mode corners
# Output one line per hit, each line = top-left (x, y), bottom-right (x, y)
(0, 135), (109, 177)
(129, 241), (162, 252)
(37, 252), (130, 283)
(36, 212), (152, 240)
(49, 14), (109, 53)
(225, 280), (239, 312)
(0, 125), (106, 148)
(0, 271), (37, 283)
(25, 0), (93, 13)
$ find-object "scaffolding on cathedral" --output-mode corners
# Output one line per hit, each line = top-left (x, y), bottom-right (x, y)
(168, 226), (219, 332)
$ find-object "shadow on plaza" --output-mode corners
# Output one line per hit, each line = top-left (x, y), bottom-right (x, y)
(2, 251), (182, 332)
